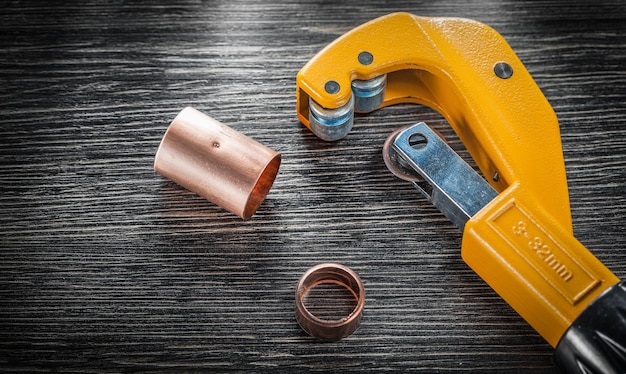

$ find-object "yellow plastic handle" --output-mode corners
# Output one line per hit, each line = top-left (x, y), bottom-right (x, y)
(465, 183), (618, 346)
(296, 12), (620, 347)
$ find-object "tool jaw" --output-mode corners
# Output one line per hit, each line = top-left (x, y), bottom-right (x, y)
(295, 12), (572, 232)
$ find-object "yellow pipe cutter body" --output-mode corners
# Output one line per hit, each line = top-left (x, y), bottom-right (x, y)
(296, 13), (625, 372)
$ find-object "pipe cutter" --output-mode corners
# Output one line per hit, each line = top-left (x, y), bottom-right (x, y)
(296, 12), (625, 373)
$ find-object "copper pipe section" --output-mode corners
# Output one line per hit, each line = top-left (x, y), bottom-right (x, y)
(295, 263), (365, 340)
(154, 107), (281, 219)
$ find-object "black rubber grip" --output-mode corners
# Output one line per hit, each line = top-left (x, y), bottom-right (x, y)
(554, 281), (626, 374)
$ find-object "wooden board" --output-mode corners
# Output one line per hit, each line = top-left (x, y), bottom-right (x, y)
(1, 1), (625, 372)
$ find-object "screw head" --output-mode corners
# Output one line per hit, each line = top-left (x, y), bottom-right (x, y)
(358, 51), (374, 65)
(494, 62), (513, 79)
(324, 80), (340, 94)
(408, 133), (428, 149)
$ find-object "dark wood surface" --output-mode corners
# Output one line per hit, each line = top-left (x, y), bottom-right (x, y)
(1, 1), (625, 372)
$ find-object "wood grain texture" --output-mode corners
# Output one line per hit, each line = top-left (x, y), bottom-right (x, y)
(1, 1), (625, 372)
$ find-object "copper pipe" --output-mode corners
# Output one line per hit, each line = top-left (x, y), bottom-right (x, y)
(295, 263), (365, 340)
(154, 107), (281, 219)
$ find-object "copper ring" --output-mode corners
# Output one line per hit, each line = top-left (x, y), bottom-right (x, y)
(295, 263), (365, 340)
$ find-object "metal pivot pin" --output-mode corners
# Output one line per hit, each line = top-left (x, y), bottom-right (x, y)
(154, 107), (281, 219)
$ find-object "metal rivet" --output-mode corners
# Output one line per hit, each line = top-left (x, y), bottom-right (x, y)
(493, 172), (500, 182)
(324, 80), (340, 94)
(408, 133), (428, 149)
(358, 51), (374, 65)
(494, 62), (513, 79)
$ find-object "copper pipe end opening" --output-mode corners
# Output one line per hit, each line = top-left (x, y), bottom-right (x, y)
(243, 152), (281, 219)
(295, 263), (365, 340)
(154, 107), (281, 219)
